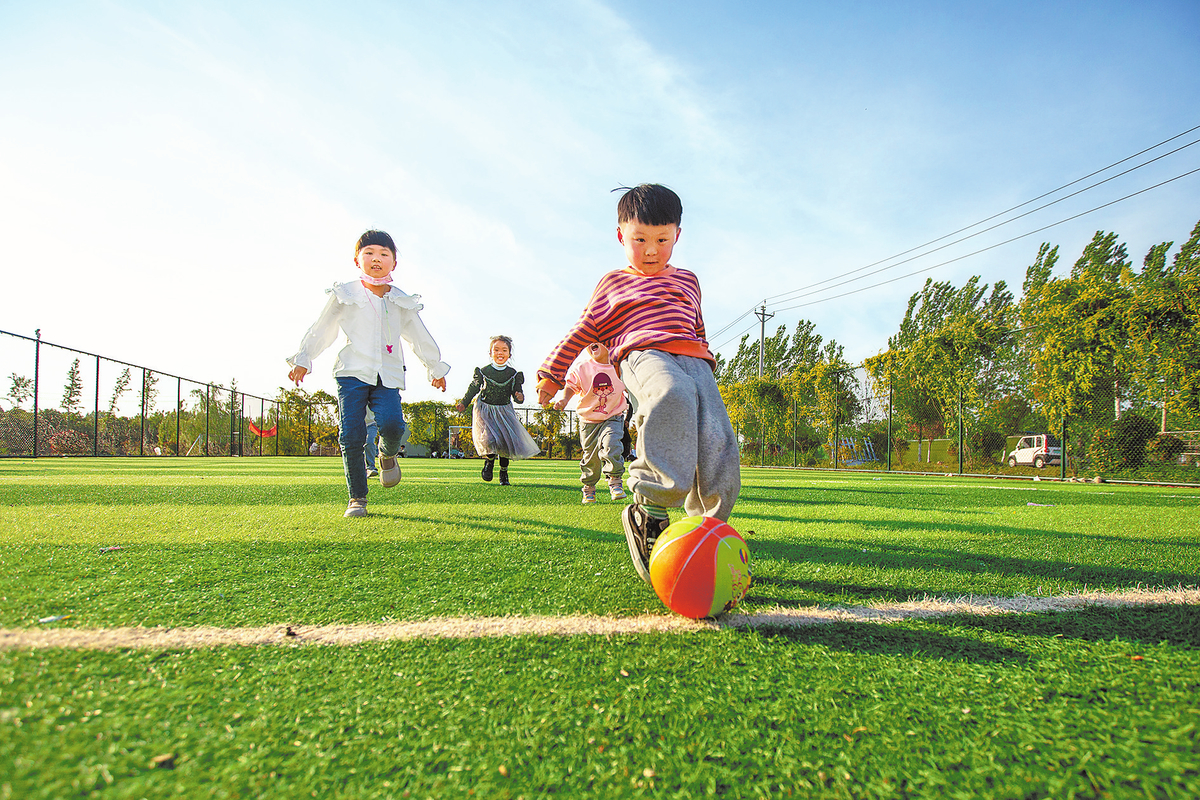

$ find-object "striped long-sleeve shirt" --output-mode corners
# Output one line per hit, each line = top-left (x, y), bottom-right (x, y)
(537, 266), (715, 391)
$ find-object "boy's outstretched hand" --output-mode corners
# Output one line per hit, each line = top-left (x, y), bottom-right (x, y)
(432, 377), (447, 392)
(537, 387), (556, 408)
(288, 366), (307, 386)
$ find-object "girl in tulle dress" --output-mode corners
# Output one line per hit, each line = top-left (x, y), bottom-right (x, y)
(456, 335), (540, 485)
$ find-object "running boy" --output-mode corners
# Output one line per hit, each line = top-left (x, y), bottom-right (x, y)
(555, 342), (629, 504)
(288, 230), (450, 517)
(537, 184), (740, 582)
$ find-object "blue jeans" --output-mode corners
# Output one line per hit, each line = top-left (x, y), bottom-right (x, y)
(336, 377), (406, 500)
(364, 412), (379, 470)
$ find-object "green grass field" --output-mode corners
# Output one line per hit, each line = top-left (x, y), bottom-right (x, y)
(1, 458), (1198, 798)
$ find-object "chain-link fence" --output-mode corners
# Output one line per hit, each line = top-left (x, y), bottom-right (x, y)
(405, 403), (580, 460)
(727, 363), (1200, 485)
(1, 329), (581, 460)
(18, 326), (1191, 481)
(1, 330), (291, 458)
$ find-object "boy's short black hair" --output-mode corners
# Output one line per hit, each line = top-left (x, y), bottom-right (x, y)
(355, 229), (397, 257)
(616, 184), (682, 227)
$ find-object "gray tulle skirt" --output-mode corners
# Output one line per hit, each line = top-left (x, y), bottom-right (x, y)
(473, 401), (540, 460)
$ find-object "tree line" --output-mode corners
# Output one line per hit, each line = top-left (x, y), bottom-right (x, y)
(716, 220), (1200, 473)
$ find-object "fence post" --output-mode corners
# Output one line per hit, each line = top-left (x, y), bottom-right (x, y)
(93, 355), (100, 457)
(205, 384), (211, 457)
(230, 388), (236, 457)
(887, 382), (893, 472)
(140, 368), (147, 456)
(32, 329), (41, 458)
(833, 371), (840, 469)
(1060, 414), (1068, 481)
(958, 385), (964, 475)
(176, 378), (182, 457)
(792, 395), (797, 468)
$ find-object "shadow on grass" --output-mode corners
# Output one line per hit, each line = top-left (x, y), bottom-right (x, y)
(376, 512), (620, 545)
(0, 480), (579, 507)
(749, 605), (1198, 662)
(736, 506), (1199, 549)
(738, 482), (1199, 511)
(747, 540), (1200, 595)
(929, 603), (1200, 648)
(753, 620), (1030, 663)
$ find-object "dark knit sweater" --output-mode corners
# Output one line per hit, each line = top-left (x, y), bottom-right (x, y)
(460, 365), (524, 406)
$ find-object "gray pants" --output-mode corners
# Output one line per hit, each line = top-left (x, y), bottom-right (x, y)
(618, 350), (740, 521)
(579, 416), (625, 487)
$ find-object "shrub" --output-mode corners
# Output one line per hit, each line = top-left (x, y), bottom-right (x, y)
(856, 422), (890, 463)
(1146, 433), (1186, 464)
(1113, 414), (1158, 469)
(48, 428), (91, 455)
(1087, 427), (1121, 474)
(966, 429), (1007, 463)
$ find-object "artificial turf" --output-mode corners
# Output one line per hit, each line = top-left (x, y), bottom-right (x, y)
(1, 458), (1197, 798)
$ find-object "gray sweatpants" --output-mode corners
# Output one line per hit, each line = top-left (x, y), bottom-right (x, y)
(578, 415), (625, 487)
(618, 350), (740, 521)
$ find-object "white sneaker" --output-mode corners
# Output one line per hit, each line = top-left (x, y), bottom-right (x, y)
(379, 456), (401, 488)
(608, 477), (627, 500)
(344, 498), (368, 518)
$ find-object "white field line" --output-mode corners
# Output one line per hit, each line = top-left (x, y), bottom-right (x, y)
(3, 587), (1197, 651)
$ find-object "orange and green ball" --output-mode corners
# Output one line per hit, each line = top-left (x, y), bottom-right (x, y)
(648, 516), (751, 619)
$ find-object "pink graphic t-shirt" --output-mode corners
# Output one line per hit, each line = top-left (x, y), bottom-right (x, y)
(565, 360), (628, 423)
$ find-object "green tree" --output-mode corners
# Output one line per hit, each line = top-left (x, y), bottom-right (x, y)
(719, 325), (850, 465)
(1020, 231), (1134, 423)
(273, 386), (338, 455)
(61, 359), (83, 421)
(532, 407), (567, 457)
(6, 373), (33, 410)
(108, 368), (132, 416)
(1124, 219), (1200, 416)
(865, 276), (1016, 463)
(404, 400), (454, 453)
(717, 319), (825, 385)
(141, 370), (161, 418)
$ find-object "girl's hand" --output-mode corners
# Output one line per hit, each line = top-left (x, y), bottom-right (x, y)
(513, 391), (524, 404)
(553, 398), (567, 411)
(455, 402), (465, 413)
(288, 366), (307, 385)
(537, 388), (556, 408)
(432, 377), (447, 392)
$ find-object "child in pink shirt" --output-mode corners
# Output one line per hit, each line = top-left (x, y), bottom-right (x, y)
(555, 342), (629, 503)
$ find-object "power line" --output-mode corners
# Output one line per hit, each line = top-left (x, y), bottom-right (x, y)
(769, 165), (1200, 314)
(708, 123), (1200, 352)
(711, 320), (762, 356)
(708, 306), (758, 342)
(764, 132), (1200, 305)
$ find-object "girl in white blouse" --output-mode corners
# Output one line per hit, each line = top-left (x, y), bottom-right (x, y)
(287, 230), (450, 517)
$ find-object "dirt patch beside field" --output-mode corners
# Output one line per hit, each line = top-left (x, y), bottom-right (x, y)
(3, 587), (1196, 651)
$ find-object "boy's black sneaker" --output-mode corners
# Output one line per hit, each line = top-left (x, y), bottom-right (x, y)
(622, 504), (668, 585)
(498, 471), (510, 486)
(481, 458), (494, 482)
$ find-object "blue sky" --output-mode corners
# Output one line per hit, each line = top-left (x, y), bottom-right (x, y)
(2, 0), (1197, 410)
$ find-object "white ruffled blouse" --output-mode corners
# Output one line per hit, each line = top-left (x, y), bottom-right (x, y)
(287, 280), (450, 390)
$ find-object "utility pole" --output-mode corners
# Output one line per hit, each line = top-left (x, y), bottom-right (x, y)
(755, 304), (774, 377)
